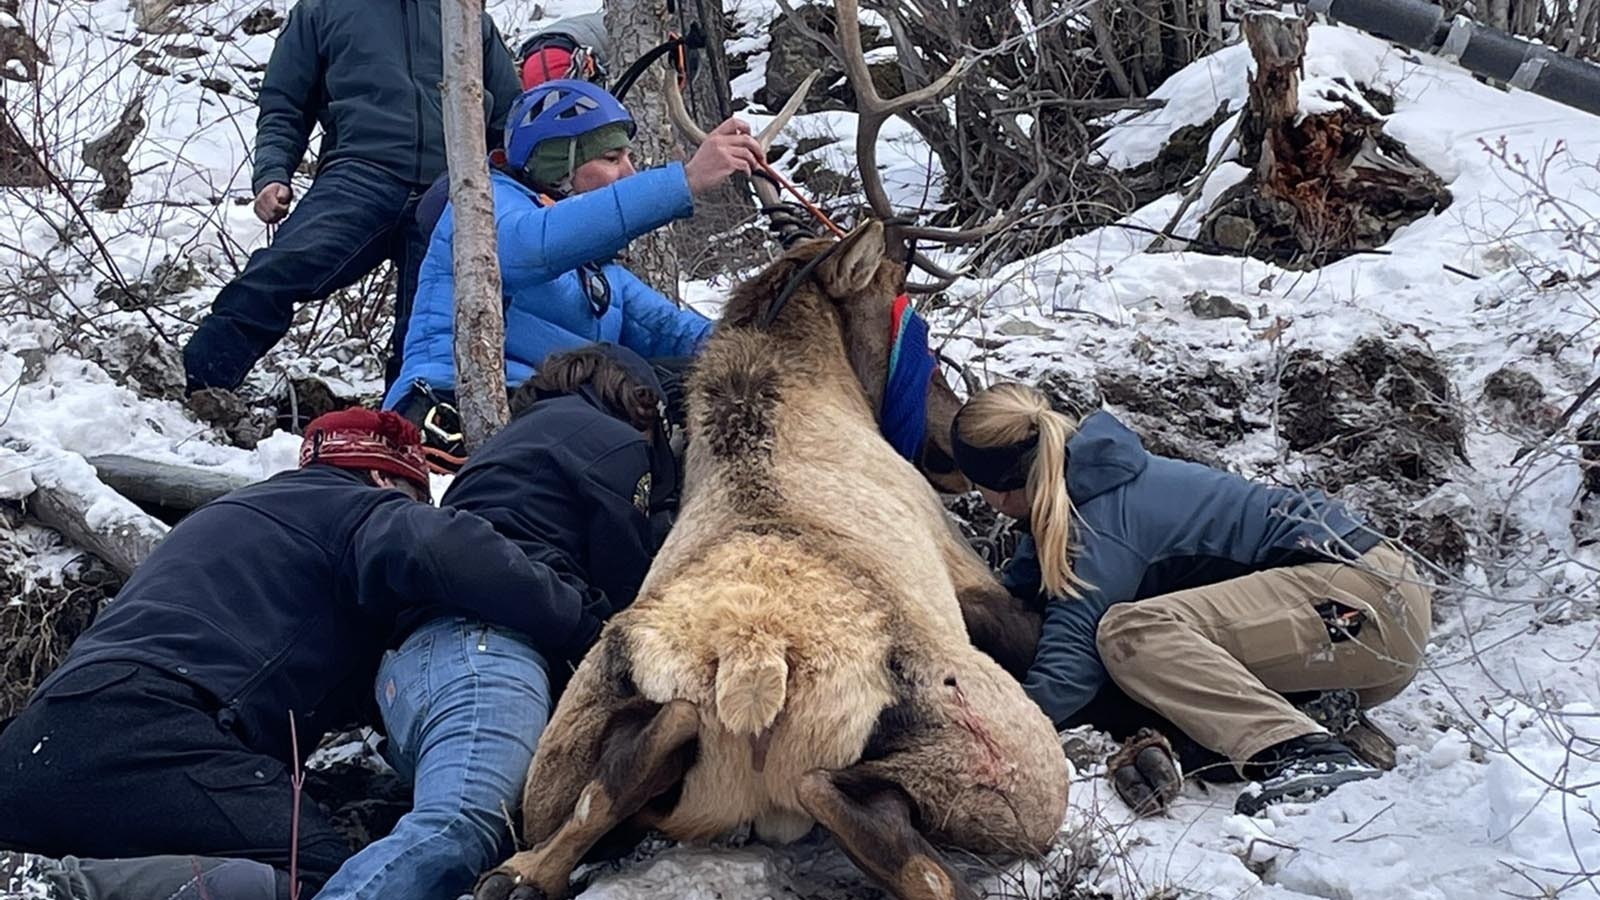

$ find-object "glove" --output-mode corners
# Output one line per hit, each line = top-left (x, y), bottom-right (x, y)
(1107, 727), (1183, 817)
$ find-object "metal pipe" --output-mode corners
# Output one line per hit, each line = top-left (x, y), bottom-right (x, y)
(1306, 0), (1600, 117)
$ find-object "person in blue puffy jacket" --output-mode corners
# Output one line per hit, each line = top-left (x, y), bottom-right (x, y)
(949, 383), (1433, 818)
(385, 79), (762, 469)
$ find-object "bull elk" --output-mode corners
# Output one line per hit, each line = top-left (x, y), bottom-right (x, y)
(473, 8), (1062, 900)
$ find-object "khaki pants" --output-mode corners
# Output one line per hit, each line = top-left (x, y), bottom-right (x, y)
(1096, 543), (1432, 767)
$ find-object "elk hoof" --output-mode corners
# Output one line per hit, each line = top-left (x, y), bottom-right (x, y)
(473, 871), (548, 900)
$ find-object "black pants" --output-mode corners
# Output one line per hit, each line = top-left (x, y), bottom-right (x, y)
(0, 663), (352, 892)
(180, 160), (426, 394)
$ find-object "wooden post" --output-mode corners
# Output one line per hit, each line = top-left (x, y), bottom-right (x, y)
(441, 0), (509, 449)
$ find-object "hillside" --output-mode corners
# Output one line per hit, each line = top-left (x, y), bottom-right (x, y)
(1, 0), (1597, 897)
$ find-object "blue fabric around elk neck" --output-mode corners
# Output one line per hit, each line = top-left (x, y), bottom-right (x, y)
(880, 295), (935, 460)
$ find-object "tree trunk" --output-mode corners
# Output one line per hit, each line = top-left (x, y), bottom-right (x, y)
(442, 0), (509, 449)
(88, 454), (252, 515)
(688, 0), (735, 123)
(607, 0), (683, 303)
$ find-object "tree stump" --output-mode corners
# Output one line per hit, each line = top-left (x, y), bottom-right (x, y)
(1197, 12), (1452, 267)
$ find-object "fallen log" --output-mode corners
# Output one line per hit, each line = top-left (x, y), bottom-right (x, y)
(27, 456), (169, 579)
(87, 454), (252, 514)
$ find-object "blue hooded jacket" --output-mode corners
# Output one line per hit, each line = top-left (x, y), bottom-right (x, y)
(383, 165), (714, 409)
(1002, 411), (1379, 729)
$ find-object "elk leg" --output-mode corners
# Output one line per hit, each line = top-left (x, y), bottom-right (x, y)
(937, 519), (1042, 679)
(796, 770), (980, 900)
(474, 699), (700, 900)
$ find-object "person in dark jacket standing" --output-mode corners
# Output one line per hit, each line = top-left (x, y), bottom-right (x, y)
(0, 409), (611, 899)
(181, 0), (523, 394)
(949, 383), (1433, 817)
(314, 343), (679, 900)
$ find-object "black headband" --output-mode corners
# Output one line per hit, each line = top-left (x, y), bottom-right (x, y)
(950, 419), (1038, 492)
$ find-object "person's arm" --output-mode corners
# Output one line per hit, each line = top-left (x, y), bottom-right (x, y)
(614, 269), (714, 359)
(252, 1), (323, 194)
(347, 496), (606, 660)
(1000, 534), (1043, 603)
(481, 15), (521, 149)
(1020, 537), (1145, 728)
(494, 166), (694, 286)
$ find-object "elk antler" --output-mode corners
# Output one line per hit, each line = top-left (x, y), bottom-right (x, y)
(664, 68), (822, 248)
(830, 0), (1006, 292)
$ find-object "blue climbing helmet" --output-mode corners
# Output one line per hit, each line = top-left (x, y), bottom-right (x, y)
(504, 79), (636, 178)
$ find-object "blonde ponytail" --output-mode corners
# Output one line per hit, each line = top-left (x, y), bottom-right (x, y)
(955, 383), (1087, 599)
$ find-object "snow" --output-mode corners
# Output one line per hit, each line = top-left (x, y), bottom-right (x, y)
(1, 2), (1599, 898)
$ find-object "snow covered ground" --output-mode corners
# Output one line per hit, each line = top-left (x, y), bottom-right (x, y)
(1, 1), (1597, 897)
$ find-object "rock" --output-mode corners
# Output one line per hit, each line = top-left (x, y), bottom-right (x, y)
(93, 256), (204, 312)
(1185, 290), (1251, 321)
(1036, 370), (1104, 418)
(0, 99), (47, 187)
(755, 4), (889, 114)
(1480, 366), (1559, 434)
(1210, 213), (1258, 252)
(187, 388), (274, 449)
(0, 15), (47, 83)
(995, 318), (1057, 338)
(239, 5), (283, 35)
(275, 376), (354, 434)
(132, 49), (172, 76)
(81, 96), (146, 211)
(756, 6), (845, 114)
(1576, 410), (1600, 497)
(86, 323), (186, 401)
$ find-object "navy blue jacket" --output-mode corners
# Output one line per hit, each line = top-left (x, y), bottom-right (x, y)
(434, 390), (675, 649)
(1005, 411), (1378, 728)
(36, 466), (605, 765)
(252, 0), (522, 194)
(383, 168), (713, 409)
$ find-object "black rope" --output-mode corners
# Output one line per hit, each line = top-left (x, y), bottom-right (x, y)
(612, 23), (706, 102)
(760, 240), (844, 329)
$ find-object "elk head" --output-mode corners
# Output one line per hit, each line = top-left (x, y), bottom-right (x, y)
(665, 0), (999, 492)
(711, 222), (969, 493)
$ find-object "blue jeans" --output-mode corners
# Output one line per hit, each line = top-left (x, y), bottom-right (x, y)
(312, 617), (552, 900)
(182, 159), (429, 393)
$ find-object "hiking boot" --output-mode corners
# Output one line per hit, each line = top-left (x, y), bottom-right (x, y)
(1234, 733), (1381, 816)
(2, 850), (68, 899)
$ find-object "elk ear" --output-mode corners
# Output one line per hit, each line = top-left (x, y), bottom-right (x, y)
(818, 220), (886, 298)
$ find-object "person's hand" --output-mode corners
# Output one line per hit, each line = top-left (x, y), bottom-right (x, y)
(254, 182), (293, 224)
(1106, 728), (1183, 817)
(683, 118), (765, 197)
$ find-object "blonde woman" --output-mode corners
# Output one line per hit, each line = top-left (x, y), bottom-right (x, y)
(949, 383), (1432, 817)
